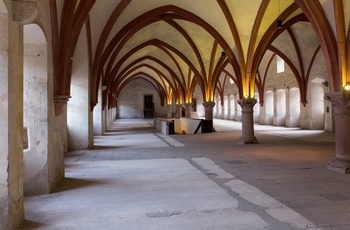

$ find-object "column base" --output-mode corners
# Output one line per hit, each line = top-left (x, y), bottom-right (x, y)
(238, 136), (259, 145)
(327, 159), (350, 174)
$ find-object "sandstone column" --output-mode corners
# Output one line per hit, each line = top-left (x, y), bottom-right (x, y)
(184, 103), (192, 118)
(0, 7), (25, 229)
(176, 104), (183, 118)
(202, 101), (215, 133)
(167, 104), (172, 118)
(325, 92), (350, 173)
(203, 101), (215, 120)
(238, 98), (259, 144)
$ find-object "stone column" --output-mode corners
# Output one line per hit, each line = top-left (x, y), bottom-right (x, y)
(176, 104), (182, 118)
(167, 104), (172, 118)
(325, 92), (350, 173)
(184, 103), (192, 118)
(238, 98), (259, 144)
(202, 101), (215, 133)
(0, 10), (25, 229)
(203, 101), (215, 120)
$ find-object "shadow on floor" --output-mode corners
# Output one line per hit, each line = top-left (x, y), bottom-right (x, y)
(52, 177), (106, 193)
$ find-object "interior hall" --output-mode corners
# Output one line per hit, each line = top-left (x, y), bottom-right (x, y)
(1, 1), (350, 229)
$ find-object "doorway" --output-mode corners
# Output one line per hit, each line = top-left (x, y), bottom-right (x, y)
(143, 95), (154, 118)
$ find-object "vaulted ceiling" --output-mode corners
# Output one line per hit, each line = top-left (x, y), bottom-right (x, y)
(1, 0), (345, 114)
(85, 0), (304, 108)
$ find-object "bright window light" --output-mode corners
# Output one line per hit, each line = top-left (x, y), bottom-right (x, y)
(229, 78), (234, 85)
(277, 55), (285, 73)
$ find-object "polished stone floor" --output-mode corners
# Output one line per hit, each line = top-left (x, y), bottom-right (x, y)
(20, 119), (350, 230)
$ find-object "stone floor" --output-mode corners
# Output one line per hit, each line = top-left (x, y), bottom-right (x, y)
(19, 119), (350, 230)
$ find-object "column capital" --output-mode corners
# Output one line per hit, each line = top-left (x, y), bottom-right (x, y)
(202, 101), (215, 109)
(237, 98), (257, 112)
(12, 1), (38, 25)
(325, 92), (350, 116)
(54, 95), (70, 116)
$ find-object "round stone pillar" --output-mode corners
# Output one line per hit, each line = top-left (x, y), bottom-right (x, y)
(325, 92), (350, 173)
(176, 104), (183, 118)
(238, 98), (259, 144)
(203, 101), (215, 120)
(167, 105), (172, 118)
(184, 103), (192, 118)
(202, 101), (215, 133)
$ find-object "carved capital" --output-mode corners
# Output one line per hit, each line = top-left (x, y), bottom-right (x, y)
(202, 101), (215, 109)
(12, 1), (38, 25)
(325, 92), (350, 116)
(54, 95), (70, 116)
(237, 98), (257, 112)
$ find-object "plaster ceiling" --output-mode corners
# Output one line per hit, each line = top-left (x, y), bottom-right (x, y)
(30, 0), (332, 110)
(83, 0), (305, 99)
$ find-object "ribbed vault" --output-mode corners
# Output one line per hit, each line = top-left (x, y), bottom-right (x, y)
(45, 0), (347, 114)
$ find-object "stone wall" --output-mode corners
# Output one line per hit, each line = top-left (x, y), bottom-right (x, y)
(23, 41), (49, 195)
(117, 78), (167, 118)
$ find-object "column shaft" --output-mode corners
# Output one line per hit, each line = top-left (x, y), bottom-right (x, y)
(0, 15), (25, 230)
(202, 101), (215, 133)
(176, 104), (182, 118)
(238, 98), (259, 144)
(167, 105), (172, 118)
(325, 92), (350, 173)
(184, 103), (192, 118)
